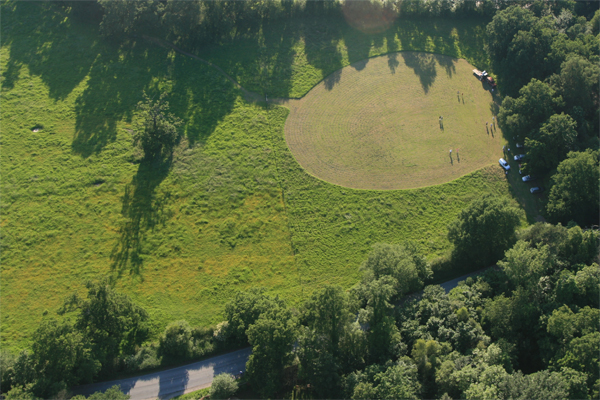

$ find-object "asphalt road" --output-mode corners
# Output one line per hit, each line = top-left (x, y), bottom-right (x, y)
(72, 347), (252, 400)
(72, 268), (492, 400)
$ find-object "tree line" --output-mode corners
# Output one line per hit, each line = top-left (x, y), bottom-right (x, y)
(488, 3), (599, 227)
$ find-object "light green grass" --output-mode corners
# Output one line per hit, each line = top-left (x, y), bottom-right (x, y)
(1, 2), (526, 351)
(284, 53), (503, 190)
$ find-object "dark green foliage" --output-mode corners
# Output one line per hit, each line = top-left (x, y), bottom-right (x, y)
(79, 385), (131, 400)
(497, 79), (562, 140)
(7, 320), (99, 399)
(133, 91), (182, 159)
(245, 304), (296, 398)
(519, 222), (599, 266)
(359, 243), (432, 300)
(546, 150), (600, 226)
(486, 6), (537, 67)
(59, 280), (149, 377)
(224, 287), (286, 346)
(524, 113), (577, 174)
(345, 360), (422, 400)
(361, 277), (403, 364)
(123, 345), (160, 373)
(498, 240), (554, 289)
(448, 194), (523, 268)
(297, 285), (359, 397)
(0, 349), (16, 394)
(210, 373), (238, 400)
(549, 55), (600, 121)
(158, 320), (194, 361)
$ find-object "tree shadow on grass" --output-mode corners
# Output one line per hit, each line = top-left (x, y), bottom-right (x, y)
(401, 51), (437, 94)
(110, 155), (172, 279)
(72, 40), (168, 157)
(1, 2), (96, 98)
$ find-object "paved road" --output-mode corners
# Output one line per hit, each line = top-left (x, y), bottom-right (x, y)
(438, 266), (492, 293)
(72, 347), (251, 400)
(73, 268), (493, 400)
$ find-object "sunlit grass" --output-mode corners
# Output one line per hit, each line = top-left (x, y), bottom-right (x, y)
(1, 2), (526, 351)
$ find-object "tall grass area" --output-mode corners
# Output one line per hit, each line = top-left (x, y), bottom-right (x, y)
(1, 2), (521, 351)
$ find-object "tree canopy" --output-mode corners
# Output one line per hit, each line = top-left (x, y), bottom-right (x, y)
(546, 150), (599, 226)
(448, 194), (523, 268)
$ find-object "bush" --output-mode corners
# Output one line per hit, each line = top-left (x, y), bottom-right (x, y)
(210, 373), (238, 400)
(158, 320), (194, 362)
(124, 345), (160, 373)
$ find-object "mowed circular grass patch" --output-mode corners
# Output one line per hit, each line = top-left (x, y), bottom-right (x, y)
(284, 52), (504, 190)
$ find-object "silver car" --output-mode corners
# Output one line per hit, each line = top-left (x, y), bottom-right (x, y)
(499, 158), (510, 171)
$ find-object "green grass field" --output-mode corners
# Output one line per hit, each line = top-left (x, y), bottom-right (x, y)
(284, 53), (503, 189)
(1, 2), (539, 350)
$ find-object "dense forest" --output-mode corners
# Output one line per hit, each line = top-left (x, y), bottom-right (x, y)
(1, 0), (598, 398)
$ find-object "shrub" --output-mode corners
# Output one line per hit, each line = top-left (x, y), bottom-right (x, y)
(158, 320), (194, 362)
(210, 373), (238, 400)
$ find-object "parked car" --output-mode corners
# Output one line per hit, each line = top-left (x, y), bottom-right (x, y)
(516, 143), (524, 148)
(530, 186), (544, 194)
(514, 154), (526, 161)
(522, 175), (535, 182)
(499, 158), (510, 171)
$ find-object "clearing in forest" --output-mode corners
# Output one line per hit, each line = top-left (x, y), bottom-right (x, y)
(284, 52), (502, 190)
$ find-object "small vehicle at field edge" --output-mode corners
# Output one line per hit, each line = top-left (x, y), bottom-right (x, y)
(530, 186), (544, 194)
(516, 143), (524, 148)
(499, 158), (510, 171)
(473, 69), (497, 89)
(514, 154), (526, 161)
(522, 175), (535, 182)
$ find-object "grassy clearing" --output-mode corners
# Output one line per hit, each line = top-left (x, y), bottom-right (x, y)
(284, 53), (503, 189)
(1, 3), (527, 351)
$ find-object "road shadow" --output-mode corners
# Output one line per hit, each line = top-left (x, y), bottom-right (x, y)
(401, 52), (437, 94)
(158, 370), (190, 400)
(110, 155), (172, 279)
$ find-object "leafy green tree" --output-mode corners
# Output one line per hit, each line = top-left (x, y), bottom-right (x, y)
(224, 287), (285, 345)
(4, 384), (37, 400)
(210, 373), (238, 400)
(338, 320), (368, 373)
(297, 327), (342, 398)
(297, 285), (357, 396)
(549, 55), (600, 119)
(500, 17), (561, 97)
(498, 240), (554, 289)
(523, 113), (578, 174)
(0, 349), (16, 394)
(72, 385), (131, 400)
(546, 150), (600, 226)
(360, 243), (432, 299)
(448, 194), (523, 268)
(497, 79), (562, 139)
(245, 305), (296, 398)
(133, 91), (182, 159)
(349, 361), (422, 400)
(302, 285), (353, 357)
(464, 367), (575, 400)
(158, 320), (193, 361)
(59, 280), (149, 377)
(361, 277), (402, 363)
(486, 6), (537, 68)
(8, 320), (100, 399)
